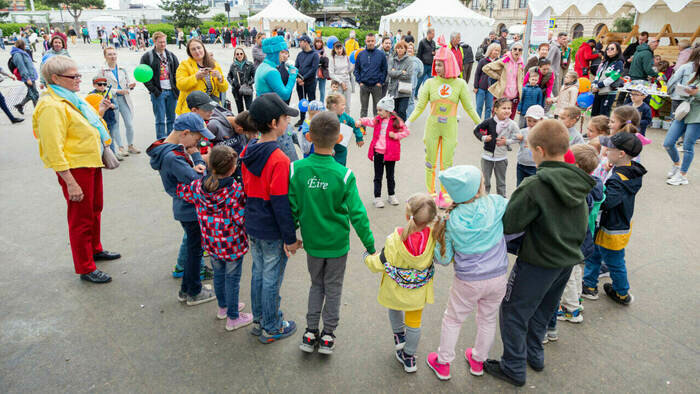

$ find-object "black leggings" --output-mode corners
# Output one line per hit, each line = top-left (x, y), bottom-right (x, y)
(0, 92), (17, 121)
(373, 153), (396, 198)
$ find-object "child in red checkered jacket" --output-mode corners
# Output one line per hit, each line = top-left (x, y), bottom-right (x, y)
(176, 145), (252, 332)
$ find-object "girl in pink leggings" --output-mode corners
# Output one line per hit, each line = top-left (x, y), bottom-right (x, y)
(426, 165), (510, 380)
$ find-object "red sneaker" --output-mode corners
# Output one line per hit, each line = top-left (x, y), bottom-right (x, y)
(426, 352), (451, 380)
(465, 348), (484, 376)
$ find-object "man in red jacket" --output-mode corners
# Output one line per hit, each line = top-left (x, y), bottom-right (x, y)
(574, 39), (599, 78)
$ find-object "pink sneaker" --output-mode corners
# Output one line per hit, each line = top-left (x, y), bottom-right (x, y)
(465, 348), (484, 376)
(426, 352), (451, 380)
(226, 312), (253, 331)
(216, 303), (245, 320)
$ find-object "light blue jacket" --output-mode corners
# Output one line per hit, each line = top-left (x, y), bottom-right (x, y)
(10, 46), (37, 81)
(435, 194), (510, 281)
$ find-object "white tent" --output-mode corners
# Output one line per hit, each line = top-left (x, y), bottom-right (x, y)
(87, 15), (124, 40)
(378, 0), (494, 53)
(248, 0), (315, 36)
(528, 0), (694, 15)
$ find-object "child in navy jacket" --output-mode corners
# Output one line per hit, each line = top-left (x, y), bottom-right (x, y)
(517, 71), (544, 128)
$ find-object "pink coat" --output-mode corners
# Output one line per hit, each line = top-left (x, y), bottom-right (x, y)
(363, 115), (410, 162)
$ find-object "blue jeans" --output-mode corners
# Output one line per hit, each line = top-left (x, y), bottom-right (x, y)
(278, 125), (299, 162)
(663, 120), (700, 173)
(317, 78), (326, 104)
(212, 257), (243, 319)
(415, 64), (431, 97)
(113, 95), (135, 146)
(583, 245), (629, 296)
(150, 90), (177, 140)
(475, 88), (494, 119)
(249, 236), (288, 333)
(179, 221), (204, 297)
(176, 231), (205, 271)
(516, 163), (537, 186)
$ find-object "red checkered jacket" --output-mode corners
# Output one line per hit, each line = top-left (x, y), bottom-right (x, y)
(177, 176), (248, 261)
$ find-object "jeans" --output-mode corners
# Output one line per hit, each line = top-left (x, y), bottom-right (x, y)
(179, 221), (204, 297)
(278, 125), (299, 162)
(373, 153), (396, 197)
(150, 90), (177, 140)
(19, 81), (39, 108)
(212, 257), (244, 320)
(415, 64), (431, 97)
(0, 38), (5, 50)
(0, 92), (18, 121)
(516, 163), (537, 186)
(359, 84), (383, 117)
(175, 231), (205, 271)
(583, 245), (629, 296)
(249, 236), (288, 333)
(113, 95), (135, 146)
(317, 78), (326, 104)
(663, 120), (700, 173)
(475, 88), (493, 119)
(394, 96), (409, 122)
(591, 93), (615, 117)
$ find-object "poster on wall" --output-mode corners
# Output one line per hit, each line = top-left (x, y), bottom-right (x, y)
(530, 8), (551, 45)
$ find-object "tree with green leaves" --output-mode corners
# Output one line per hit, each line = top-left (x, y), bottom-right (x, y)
(43, 0), (105, 31)
(212, 13), (228, 25)
(159, 0), (210, 28)
(296, 0), (322, 13)
(349, 0), (411, 30)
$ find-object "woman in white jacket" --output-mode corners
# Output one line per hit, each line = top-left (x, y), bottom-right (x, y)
(328, 41), (354, 111)
(97, 47), (139, 155)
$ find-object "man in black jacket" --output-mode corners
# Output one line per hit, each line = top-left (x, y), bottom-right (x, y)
(294, 34), (319, 126)
(415, 28), (436, 97)
(140, 31), (179, 140)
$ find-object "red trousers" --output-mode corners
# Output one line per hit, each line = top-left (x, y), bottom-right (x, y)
(57, 167), (103, 274)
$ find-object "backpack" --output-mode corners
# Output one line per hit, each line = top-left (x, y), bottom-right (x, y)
(7, 56), (16, 73)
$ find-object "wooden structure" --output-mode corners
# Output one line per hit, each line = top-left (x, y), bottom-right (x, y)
(595, 24), (700, 63)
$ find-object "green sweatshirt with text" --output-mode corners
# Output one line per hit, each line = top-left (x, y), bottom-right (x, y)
(289, 153), (375, 258)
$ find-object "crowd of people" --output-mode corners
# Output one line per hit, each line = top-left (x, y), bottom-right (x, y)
(19, 19), (700, 389)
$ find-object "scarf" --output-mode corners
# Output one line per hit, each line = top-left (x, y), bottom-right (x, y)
(49, 85), (112, 146)
(495, 115), (511, 137)
(234, 59), (246, 69)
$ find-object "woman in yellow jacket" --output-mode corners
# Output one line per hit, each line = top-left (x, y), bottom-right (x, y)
(364, 194), (438, 373)
(175, 38), (228, 115)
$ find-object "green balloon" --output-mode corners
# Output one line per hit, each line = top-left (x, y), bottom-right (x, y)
(133, 64), (154, 83)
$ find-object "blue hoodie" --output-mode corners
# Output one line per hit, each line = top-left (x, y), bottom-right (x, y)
(146, 140), (205, 222)
(434, 195), (510, 282)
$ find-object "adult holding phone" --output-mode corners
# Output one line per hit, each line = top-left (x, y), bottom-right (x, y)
(175, 38), (228, 115)
(97, 46), (139, 156)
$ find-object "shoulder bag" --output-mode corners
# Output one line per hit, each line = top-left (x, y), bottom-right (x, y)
(236, 70), (253, 96)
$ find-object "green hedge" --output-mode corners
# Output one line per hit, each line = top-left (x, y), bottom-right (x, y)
(316, 27), (376, 46)
(0, 23), (33, 36)
(145, 23), (176, 43)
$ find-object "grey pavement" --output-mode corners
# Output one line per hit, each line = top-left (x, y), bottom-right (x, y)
(0, 42), (699, 393)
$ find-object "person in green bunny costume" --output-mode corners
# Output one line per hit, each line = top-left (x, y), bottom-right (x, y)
(407, 35), (480, 208)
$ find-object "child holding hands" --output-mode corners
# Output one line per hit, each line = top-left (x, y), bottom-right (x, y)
(326, 93), (364, 166)
(426, 165), (510, 380)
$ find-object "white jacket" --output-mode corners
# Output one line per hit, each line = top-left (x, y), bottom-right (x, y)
(96, 63), (135, 113)
(328, 55), (353, 84)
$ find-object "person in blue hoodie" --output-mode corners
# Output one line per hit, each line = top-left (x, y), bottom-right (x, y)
(11, 39), (38, 115)
(146, 112), (218, 306)
(425, 165), (514, 380)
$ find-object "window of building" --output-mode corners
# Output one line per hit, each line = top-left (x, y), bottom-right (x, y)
(502, 0), (510, 8)
(572, 24), (584, 39)
(472, 0), (480, 9)
(519, 0), (527, 8)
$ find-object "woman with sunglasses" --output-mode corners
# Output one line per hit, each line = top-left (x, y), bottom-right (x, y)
(33, 55), (121, 284)
(328, 41), (353, 111)
(313, 37), (330, 104)
(482, 42), (525, 120)
(175, 38), (228, 115)
(591, 42), (623, 117)
(227, 47), (254, 112)
(96, 46), (139, 157)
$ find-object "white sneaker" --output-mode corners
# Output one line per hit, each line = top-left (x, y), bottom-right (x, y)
(387, 195), (400, 206)
(374, 197), (385, 208)
(667, 165), (680, 179)
(666, 172), (689, 186)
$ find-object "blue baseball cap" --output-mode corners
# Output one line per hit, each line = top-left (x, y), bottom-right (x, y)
(173, 112), (215, 140)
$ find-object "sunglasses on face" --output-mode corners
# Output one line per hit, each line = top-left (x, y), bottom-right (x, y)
(606, 47), (616, 51)
(59, 74), (82, 80)
(95, 82), (108, 86)
(512, 48), (522, 52)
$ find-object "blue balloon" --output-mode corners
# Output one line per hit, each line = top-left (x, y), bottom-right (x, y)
(349, 50), (356, 64)
(577, 92), (594, 108)
(326, 36), (338, 49)
(298, 98), (309, 113)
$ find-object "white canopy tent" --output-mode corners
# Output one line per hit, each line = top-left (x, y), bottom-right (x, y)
(248, 0), (315, 36)
(378, 0), (495, 53)
(86, 15), (125, 40)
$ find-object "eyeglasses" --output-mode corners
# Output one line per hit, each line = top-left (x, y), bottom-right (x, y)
(606, 47), (616, 51)
(95, 82), (108, 86)
(511, 48), (522, 52)
(58, 74), (82, 80)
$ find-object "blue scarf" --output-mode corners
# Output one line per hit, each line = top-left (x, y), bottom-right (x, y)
(49, 84), (112, 146)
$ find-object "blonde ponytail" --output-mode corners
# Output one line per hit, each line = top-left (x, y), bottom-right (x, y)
(401, 193), (438, 242)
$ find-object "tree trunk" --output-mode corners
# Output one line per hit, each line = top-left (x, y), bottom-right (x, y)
(67, 8), (81, 39)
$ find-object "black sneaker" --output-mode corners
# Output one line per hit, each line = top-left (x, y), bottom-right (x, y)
(318, 332), (335, 355)
(11, 117), (24, 124)
(483, 359), (525, 387)
(299, 329), (318, 353)
(393, 331), (406, 350)
(604, 283), (634, 305)
(14, 104), (24, 115)
(80, 269), (112, 283)
(395, 349), (417, 373)
(294, 119), (303, 128)
(581, 285), (599, 300)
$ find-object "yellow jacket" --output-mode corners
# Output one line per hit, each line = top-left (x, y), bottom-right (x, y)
(365, 228), (436, 311)
(345, 38), (360, 56)
(32, 88), (103, 172)
(175, 57), (229, 115)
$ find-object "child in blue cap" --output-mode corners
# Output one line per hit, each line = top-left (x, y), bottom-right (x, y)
(426, 165), (511, 380)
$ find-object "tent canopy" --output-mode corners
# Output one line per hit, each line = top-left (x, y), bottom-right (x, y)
(248, 0), (315, 35)
(378, 0), (494, 54)
(528, 0), (694, 15)
(86, 15), (125, 40)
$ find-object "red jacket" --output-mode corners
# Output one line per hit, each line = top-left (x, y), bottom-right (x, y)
(363, 115), (410, 162)
(574, 44), (599, 77)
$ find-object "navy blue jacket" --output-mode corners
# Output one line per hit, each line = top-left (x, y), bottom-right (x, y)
(518, 84), (544, 114)
(635, 102), (652, 136)
(581, 176), (605, 259)
(599, 161), (646, 233)
(354, 47), (388, 86)
(295, 49), (320, 82)
(147, 140), (205, 222)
